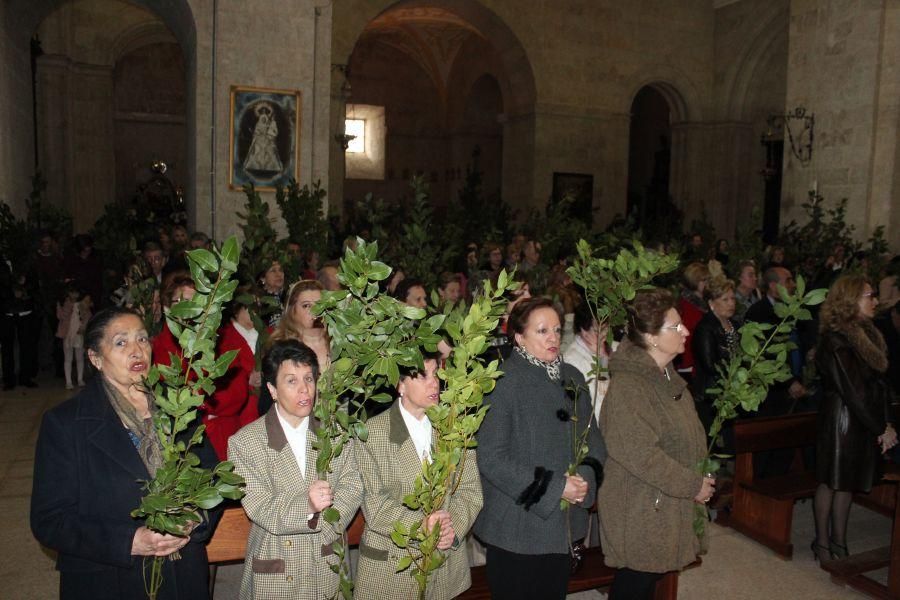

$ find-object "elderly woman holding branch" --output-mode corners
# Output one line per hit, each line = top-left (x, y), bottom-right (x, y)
(599, 288), (712, 600)
(475, 297), (606, 600)
(31, 307), (217, 599)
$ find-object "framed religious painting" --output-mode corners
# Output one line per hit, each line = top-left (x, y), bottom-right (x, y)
(229, 86), (301, 190)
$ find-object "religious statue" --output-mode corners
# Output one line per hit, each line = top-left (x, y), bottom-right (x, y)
(243, 102), (283, 173)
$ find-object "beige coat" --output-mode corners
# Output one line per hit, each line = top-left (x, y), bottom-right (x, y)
(598, 340), (707, 573)
(228, 408), (363, 600)
(355, 400), (483, 600)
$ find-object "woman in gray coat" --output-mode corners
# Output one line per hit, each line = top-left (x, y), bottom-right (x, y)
(474, 297), (606, 600)
(598, 288), (713, 599)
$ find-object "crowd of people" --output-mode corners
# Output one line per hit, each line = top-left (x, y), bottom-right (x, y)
(21, 221), (900, 599)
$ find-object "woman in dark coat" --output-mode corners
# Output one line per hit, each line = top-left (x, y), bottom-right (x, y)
(474, 297), (606, 600)
(691, 277), (738, 435)
(31, 307), (216, 599)
(813, 275), (897, 561)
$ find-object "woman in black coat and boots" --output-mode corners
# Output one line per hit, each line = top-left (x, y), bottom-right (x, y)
(31, 307), (218, 599)
(813, 275), (898, 562)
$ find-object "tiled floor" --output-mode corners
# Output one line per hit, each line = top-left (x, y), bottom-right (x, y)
(5, 376), (885, 599)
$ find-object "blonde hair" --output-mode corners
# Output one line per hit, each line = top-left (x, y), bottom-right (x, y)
(682, 262), (710, 292)
(270, 280), (326, 343)
(703, 277), (735, 303)
(819, 274), (869, 333)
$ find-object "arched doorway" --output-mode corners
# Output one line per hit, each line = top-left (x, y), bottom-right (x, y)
(627, 85), (674, 234)
(335, 0), (535, 218)
(31, 0), (191, 232)
(0, 0), (196, 230)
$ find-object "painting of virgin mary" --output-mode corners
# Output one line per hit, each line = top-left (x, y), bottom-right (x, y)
(229, 86), (300, 190)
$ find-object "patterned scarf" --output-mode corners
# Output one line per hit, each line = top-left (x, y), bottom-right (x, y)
(515, 345), (562, 381)
(103, 378), (164, 477)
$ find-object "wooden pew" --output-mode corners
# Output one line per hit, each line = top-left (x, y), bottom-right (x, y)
(207, 506), (689, 598)
(821, 464), (900, 599)
(719, 411), (897, 559)
(717, 412), (819, 558)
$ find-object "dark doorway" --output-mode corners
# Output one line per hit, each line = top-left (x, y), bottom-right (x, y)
(627, 86), (671, 228)
(761, 139), (783, 244)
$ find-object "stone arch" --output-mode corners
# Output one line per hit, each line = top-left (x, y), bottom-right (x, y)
(15, 0), (197, 230)
(625, 76), (694, 123)
(335, 0), (535, 118)
(336, 0), (537, 213)
(109, 20), (177, 65)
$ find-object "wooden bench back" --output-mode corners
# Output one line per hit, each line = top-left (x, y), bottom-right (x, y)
(207, 506), (366, 565)
(732, 411), (817, 454)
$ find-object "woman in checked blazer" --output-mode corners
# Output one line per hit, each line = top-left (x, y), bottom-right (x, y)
(355, 352), (483, 599)
(228, 340), (363, 600)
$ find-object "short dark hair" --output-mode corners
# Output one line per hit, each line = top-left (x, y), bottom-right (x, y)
(393, 278), (425, 303)
(84, 307), (143, 355)
(143, 241), (163, 254)
(261, 339), (320, 387)
(573, 299), (595, 335)
(437, 272), (461, 290)
(507, 297), (559, 345)
(398, 350), (442, 381)
(190, 231), (209, 244)
(625, 288), (676, 349)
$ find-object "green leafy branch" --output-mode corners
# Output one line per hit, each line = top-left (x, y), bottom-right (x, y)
(236, 184), (282, 366)
(130, 239), (247, 599)
(693, 276), (827, 537)
(565, 238), (680, 475)
(311, 239), (446, 600)
(391, 270), (513, 599)
(395, 176), (455, 289)
(275, 178), (329, 260)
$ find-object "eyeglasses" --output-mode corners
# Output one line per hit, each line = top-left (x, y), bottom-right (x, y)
(861, 292), (877, 299)
(660, 322), (687, 334)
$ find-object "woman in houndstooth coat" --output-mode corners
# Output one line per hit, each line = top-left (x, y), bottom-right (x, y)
(229, 340), (363, 600)
(355, 353), (483, 599)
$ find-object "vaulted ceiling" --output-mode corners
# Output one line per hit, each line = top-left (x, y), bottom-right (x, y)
(360, 6), (486, 100)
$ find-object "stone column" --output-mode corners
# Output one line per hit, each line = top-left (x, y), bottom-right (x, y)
(328, 65), (350, 219)
(783, 0), (899, 247)
(35, 54), (71, 214)
(501, 111), (535, 217)
(69, 62), (115, 233)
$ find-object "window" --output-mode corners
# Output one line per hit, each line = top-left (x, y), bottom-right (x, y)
(345, 105), (386, 180)
(345, 118), (365, 153)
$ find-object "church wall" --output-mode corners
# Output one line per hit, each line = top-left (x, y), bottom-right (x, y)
(783, 0), (900, 249)
(332, 0), (717, 230)
(201, 0), (333, 241)
(711, 0), (789, 240)
(0, 7), (39, 215)
(344, 39), (449, 210)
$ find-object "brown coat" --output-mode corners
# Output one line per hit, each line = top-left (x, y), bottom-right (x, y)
(597, 340), (706, 573)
